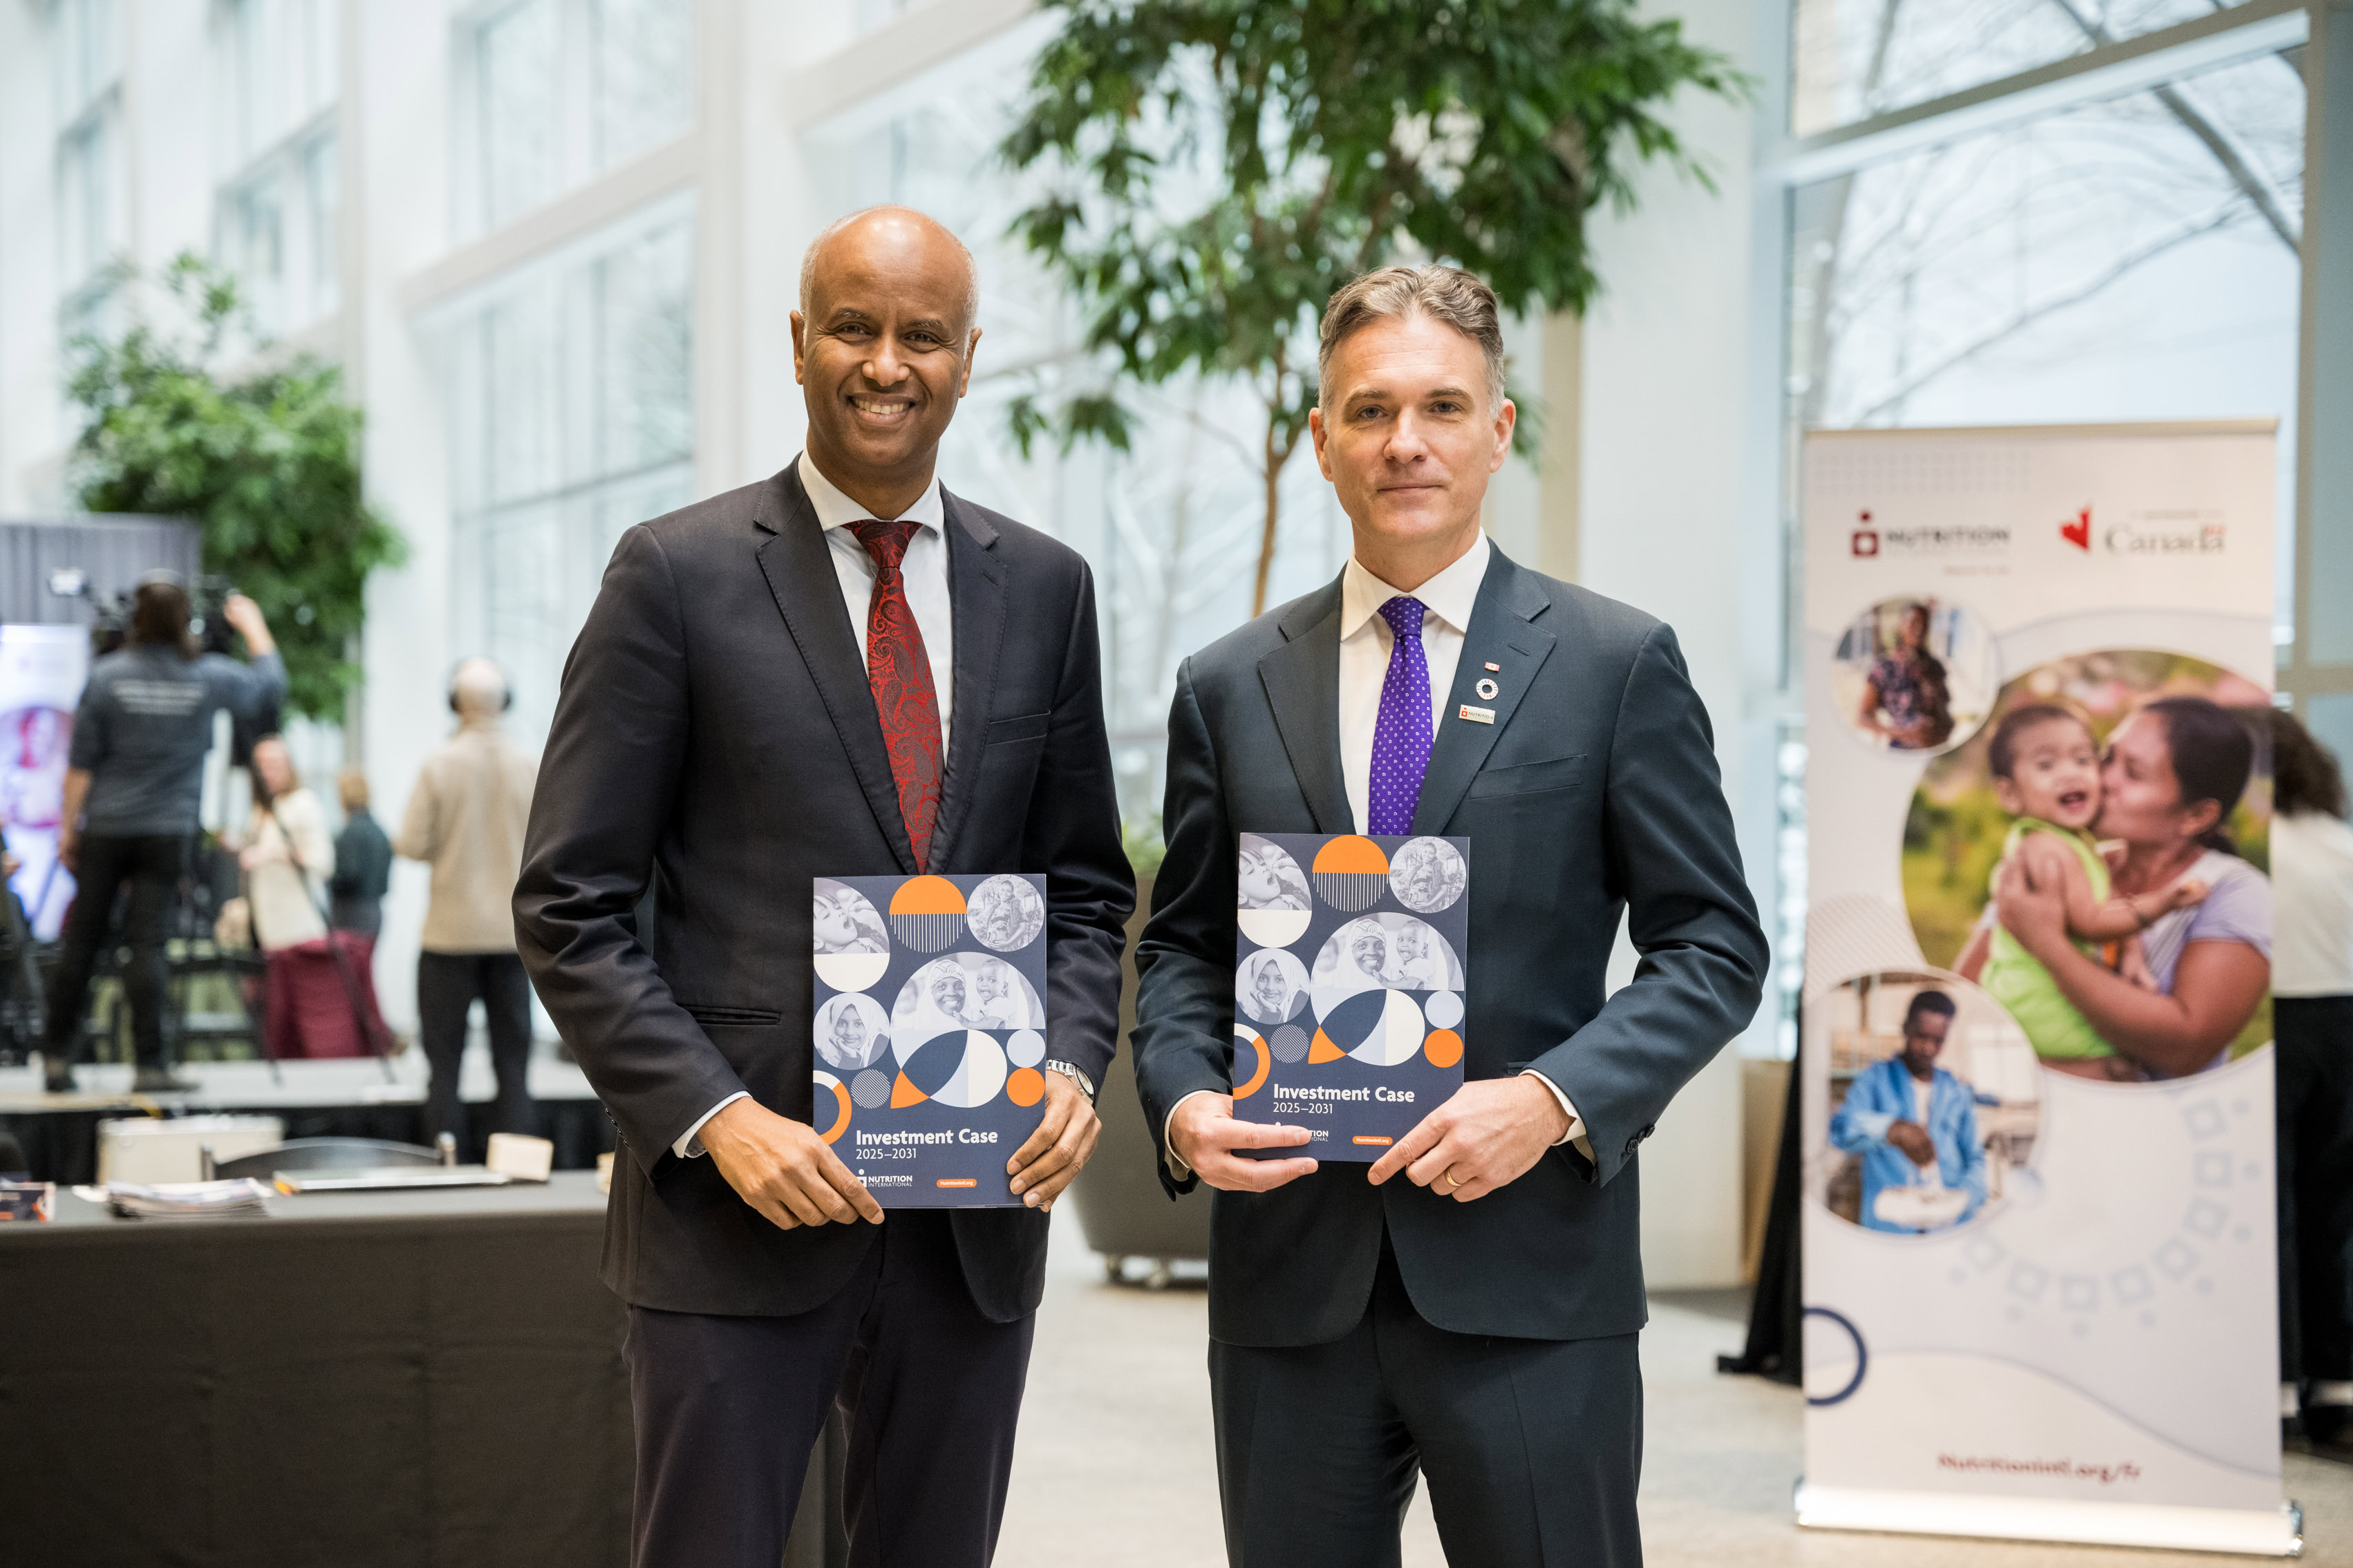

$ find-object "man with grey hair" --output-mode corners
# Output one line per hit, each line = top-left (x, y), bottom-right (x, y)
(396, 655), (540, 1146)
(1134, 264), (1766, 1566)
(515, 205), (1132, 1568)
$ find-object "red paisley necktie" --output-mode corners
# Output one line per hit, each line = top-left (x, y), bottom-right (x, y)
(849, 518), (942, 870)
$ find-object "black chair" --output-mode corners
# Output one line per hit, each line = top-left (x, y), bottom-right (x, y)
(206, 1135), (447, 1182)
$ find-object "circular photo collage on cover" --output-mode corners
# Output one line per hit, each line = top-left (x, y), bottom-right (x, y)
(1232, 835), (1470, 1093)
(810, 880), (1053, 1137)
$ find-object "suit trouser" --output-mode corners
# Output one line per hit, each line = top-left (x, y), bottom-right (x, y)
(415, 949), (535, 1142)
(1211, 1234), (1642, 1568)
(624, 1209), (1035, 1568)
(2278, 995), (2353, 1386)
(44, 832), (186, 1070)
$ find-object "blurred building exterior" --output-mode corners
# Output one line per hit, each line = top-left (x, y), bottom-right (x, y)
(0, 0), (2347, 1289)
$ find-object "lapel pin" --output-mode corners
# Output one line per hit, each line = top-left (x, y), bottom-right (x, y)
(1474, 677), (1500, 701)
(1483, 661), (1501, 672)
(1458, 704), (1496, 725)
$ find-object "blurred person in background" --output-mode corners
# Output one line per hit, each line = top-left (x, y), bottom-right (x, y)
(2274, 710), (2353, 1444)
(398, 658), (538, 1146)
(43, 577), (283, 1093)
(329, 767), (392, 940)
(241, 733), (388, 1060)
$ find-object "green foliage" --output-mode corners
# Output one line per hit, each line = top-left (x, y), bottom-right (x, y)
(65, 254), (405, 720)
(1123, 813), (1168, 880)
(1000, 0), (1746, 608)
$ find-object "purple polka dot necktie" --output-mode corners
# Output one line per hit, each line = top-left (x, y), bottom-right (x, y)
(1368, 596), (1432, 835)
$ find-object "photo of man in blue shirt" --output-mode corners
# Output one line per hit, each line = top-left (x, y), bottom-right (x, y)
(1828, 989), (1990, 1234)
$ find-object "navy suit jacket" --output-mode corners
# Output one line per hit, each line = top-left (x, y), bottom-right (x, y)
(516, 464), (1133, 1321)
(1132, 544), (1767, 1347)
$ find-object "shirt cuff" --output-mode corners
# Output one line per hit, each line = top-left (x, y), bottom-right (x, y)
(1163, 1088), (1220, 1178)
(674, 1092), (750, 1159)
(1518, 1070), (1593, 1160)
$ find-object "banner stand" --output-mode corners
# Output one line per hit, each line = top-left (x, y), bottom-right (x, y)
(1798, 422), (2290, 1556)
(1795, 1483), (2300, 1555)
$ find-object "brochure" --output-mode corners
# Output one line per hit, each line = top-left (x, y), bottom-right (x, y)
(1232, 833), (1469, 1161)
(812, 872), (1051, 1207)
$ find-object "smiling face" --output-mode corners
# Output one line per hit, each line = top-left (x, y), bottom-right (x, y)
(1253, 960), (1288, 1011)
(1351, 931), (1387, 977)
(832, 1005), (869, 1052)
(1309, 312), (1514, 588)
(1992, 714), (2102, 831)
(792, 209), (979, 509)
(930, 972), (968, 1018)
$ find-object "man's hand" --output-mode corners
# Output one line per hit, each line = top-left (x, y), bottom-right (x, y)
(55, 828), (77, 876)
(1886, 1119), (1936, 1166)
(1169, 1092), (1318, 1192)
(1368, 1075), (1568, 1202)
(699, 1096), (883, 1231)
(1006, 1068), (1099, 1211)
(221, 592), (276, 656)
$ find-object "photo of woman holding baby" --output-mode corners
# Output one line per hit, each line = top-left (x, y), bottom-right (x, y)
(1909, 652), (2271, 1081)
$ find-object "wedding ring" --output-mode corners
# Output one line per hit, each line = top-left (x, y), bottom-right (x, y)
(1444, 1172), (1463, 1188)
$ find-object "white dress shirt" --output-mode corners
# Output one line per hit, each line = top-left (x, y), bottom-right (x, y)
(1167, 533), (1588, 1174)
(672, 451), (957, 1160)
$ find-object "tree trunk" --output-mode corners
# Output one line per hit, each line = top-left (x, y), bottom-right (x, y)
(1252, 417), (1286, 618)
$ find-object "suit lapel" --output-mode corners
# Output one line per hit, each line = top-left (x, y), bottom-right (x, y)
(1257, 580), (1351, 834)
(1412, 547), (1556, 835)
(753, 466), (919, 874)
(926, 489), (1005, 871)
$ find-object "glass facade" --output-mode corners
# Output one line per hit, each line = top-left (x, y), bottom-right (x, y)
(466, 0), (694, 236)
(215, 0), (340, 334)
(1791, 0), (2259, 134)
(437, 206), (697, 748)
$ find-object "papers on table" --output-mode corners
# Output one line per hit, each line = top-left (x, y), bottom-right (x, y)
(100, 1178), (272, 1219)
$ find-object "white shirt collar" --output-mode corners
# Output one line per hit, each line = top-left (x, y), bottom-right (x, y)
(797, 450), (947, 535)
(1340, 532), (1492, 641)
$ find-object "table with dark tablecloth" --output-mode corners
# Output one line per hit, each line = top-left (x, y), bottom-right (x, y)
(1, 1175), (632, 1568)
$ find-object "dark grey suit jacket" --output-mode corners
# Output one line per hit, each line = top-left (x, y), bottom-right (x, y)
(516, 464), (1133, 1321)
(1132, 545), (1767, 1348)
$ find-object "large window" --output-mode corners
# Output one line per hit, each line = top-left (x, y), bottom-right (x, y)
(214, 0), (341, 334)
(1792, 0), (2264, 133)
(433, 202), (696, 746)
(460, 0), (695, 237)
(53, 0), (122, 348)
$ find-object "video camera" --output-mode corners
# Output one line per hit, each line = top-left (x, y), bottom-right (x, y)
(46, 568), (244, 659)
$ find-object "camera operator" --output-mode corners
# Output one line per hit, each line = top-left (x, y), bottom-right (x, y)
(44, 577), (284, 1094)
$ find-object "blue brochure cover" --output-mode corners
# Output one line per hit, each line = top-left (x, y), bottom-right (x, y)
(812, 873), (1051, 1207)
(1230, 833), (1469, 1161)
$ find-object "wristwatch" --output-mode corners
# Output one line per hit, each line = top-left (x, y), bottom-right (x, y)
(1042, 1059), (1096, 1100)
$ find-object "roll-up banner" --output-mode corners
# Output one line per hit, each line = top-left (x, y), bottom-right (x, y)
(1797, 422), (2295, 1556)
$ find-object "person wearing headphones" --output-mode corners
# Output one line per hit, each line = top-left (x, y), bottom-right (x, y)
(395, 658), (540, 1145)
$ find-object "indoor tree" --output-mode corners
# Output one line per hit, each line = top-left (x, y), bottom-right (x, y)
(1001, 0), (1746, 615)
(66, 254), (404, 720)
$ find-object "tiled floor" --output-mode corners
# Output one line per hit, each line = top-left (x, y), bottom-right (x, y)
(997, 1215), (2353, 1566)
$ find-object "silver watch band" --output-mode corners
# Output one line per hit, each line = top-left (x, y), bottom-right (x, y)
(1042, 1059), (1096, 1099)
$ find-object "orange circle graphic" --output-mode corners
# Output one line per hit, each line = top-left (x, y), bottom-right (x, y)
(1232, 1035), (1272, 1099)
(1311, 835), (1390, 875)
(1422, 1029), (1464, 1068)
(1006, 1067), (1047, 1108)
(889, 875), (967, 915)
(819, 1080), (852, 1142)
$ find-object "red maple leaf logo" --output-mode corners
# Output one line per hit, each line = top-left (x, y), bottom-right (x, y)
(2061, 507), (2092, 552)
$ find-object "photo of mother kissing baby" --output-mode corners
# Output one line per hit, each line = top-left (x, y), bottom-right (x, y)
(1931, 665), (2272, 1082)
